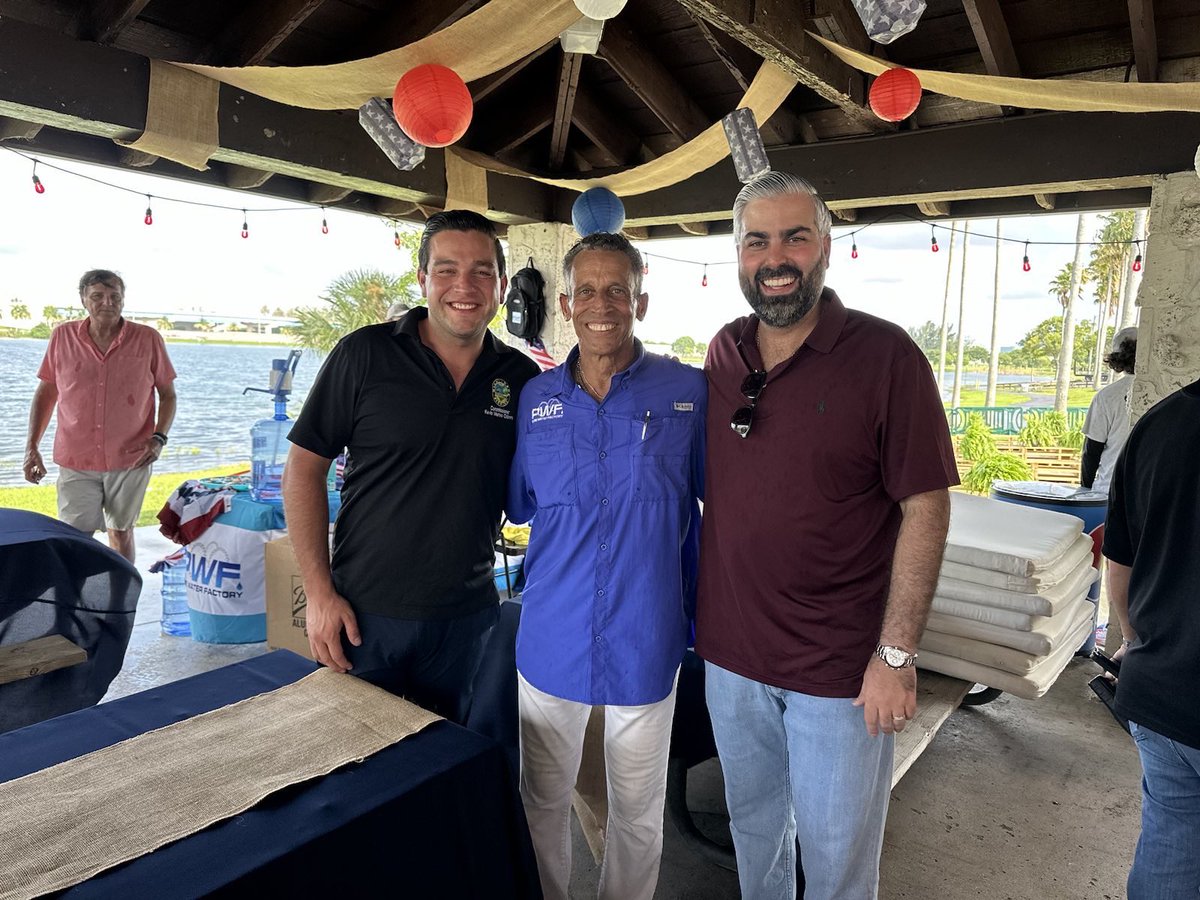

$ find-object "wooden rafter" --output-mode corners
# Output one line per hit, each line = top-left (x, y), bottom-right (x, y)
(917, 200), (951, 217)
(0, 116), (42, 140)
(306, 183), (354, 204)
(963, 0), (1021, 77)
(683, 11), (796, 145)
(374, 199), (419, 218)
(80, 0), (151, 45)
(550, 51), (583, 170)
(353, 0), (485, 59)
(116, 147), (158, 167)
(203, 0), (324, 66)
(1034, 193), (1057, 210)
(572, 87), (642, 167)
(479, 97), (555, 156)
(471, 42), (556, 103)
(598, 17), (711, 142)
(1127, 0), (1159, 83)
(222, 164), (275, 190)
(809, 0), (872, 55)
(675, 0), (885, 133)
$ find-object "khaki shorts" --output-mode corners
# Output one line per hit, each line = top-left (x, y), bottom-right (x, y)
(57, 465), (154, 533)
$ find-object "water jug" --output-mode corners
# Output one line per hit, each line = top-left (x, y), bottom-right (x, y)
(161, 552), (191, 637)
(250, 414), (291, 505)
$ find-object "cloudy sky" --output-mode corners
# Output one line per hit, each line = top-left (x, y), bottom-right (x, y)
(0, 149), (1131, 348)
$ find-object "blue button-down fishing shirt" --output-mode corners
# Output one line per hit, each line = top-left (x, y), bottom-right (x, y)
(508, 343), (707, 706)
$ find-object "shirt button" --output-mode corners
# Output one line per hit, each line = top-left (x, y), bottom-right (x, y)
(601, 498), (609, 505)
(597, 589), (605, 596)
(600, 543), (607, 551)
(597, 409), (605, 416)
(593, 635), (602, 644)
(599, 451), (607, 460)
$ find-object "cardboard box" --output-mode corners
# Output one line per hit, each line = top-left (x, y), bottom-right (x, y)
(264, 535), (314, 660)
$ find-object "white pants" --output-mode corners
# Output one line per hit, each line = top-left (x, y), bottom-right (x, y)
(517, 671), (678, 900)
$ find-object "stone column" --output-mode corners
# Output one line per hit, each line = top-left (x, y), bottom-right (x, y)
(1129, 171), (1200, 421)
(502, 222), (580, 365)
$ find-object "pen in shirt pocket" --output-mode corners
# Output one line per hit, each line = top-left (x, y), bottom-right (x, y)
(641, 410), (651, 440)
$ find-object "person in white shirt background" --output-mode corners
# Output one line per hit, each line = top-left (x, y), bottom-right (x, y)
(1081, 326), (1137, 494)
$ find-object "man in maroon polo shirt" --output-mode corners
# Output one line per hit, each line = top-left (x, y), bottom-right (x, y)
(696, 172), (957, 900)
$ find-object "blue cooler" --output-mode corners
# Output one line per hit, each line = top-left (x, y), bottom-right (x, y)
(989, 481), (1107, 654)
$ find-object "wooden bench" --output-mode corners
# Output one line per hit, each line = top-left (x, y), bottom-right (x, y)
(0, 635), (87, 686)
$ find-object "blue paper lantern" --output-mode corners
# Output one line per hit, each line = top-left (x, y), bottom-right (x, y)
(572, 187), (625, 236)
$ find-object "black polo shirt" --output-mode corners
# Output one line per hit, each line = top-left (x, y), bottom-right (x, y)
(288, 308), (539, 620)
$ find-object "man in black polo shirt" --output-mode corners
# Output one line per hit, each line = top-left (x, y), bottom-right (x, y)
(1103, 377), (1200, 898)
(282, 210), (538, 723)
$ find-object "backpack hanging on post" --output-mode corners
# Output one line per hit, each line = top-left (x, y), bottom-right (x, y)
(505, 258), (546, 341)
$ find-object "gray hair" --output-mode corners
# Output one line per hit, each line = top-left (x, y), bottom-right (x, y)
(561, 232), (644, 296)
(78, 269), (125, 295)
(732, 172), (833, 243)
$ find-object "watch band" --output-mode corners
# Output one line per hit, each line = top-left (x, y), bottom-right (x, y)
(876, 644), (918, 669)
(151, 431), (169, 445)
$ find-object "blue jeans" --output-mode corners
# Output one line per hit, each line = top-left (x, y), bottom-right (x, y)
(705, 662), (892, 900)
(1128, 721), (1200, 899)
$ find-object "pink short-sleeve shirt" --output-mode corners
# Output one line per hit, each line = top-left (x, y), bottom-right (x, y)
(37, 318), (176, 472)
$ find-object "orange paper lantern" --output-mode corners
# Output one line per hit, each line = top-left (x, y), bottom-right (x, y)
(868, 68), (922, 122)
(392, 64), (473, 148)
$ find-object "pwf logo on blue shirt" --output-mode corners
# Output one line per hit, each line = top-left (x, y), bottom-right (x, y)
(531, 398), (565, 423)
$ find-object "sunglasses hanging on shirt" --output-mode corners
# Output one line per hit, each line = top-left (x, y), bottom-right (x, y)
(730, 370), (767, 439)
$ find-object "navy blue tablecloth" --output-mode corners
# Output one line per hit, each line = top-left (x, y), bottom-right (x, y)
(0, 651), (541, 899)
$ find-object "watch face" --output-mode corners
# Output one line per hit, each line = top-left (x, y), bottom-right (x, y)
(883, 647), (910, 667)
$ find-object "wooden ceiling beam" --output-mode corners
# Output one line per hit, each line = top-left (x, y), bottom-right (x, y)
(221, 164), (276, 190)
(1034, 192), (1057, 210)
(306, 183), (354, 204)
(80, 0), (152, 45)
(683, 11), (796, 145)
(479, 99), (555, 156)
(963, 0), (1021, 76)
(202, 0), (324, 66)
(0, 116), (42, 141)
(679, 221), (710, 236)
(471, 42), (556, 103)
(598, 17), (711, 141)
(571, 87), (642, 167)
(374, 199), (419, 218)
(353, 0), (485, 59)
(1127, 0), (1159, 83)
(550, 51), (584, 171)
(675, 0), (885, 133)
(116, 147), (158, 167)
(809, 0), (873, 56)
(917, 200), (951, 217)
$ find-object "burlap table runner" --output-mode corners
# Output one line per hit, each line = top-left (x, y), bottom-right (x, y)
(0, 669), (440, 900)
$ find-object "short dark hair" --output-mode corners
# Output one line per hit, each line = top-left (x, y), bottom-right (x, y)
(1104, 337), (1137, 374)
(562, 232), (644, 296)
(417, 210), (506, 279)
(78, 269), (125, 295)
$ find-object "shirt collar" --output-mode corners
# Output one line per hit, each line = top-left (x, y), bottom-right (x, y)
(736, 287), (847, 363)
(553, 338), (647, 398)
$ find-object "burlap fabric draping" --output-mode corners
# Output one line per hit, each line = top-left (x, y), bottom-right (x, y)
(0, 670), (440, 900)
(446, 148), (490, 213)
(175, 0), (583, 110)
(811, 33), (1200, 113)
(450, 60), (800, 196)
(115, 59), (219, 171)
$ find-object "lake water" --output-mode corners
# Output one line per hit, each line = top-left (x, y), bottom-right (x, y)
(0, 338), (321, 488)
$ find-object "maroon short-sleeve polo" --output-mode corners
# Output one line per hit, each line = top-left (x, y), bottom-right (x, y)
(695, 289), (958, 697)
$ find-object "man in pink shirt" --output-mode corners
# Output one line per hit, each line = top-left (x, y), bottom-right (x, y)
(24, 270), (177, 563)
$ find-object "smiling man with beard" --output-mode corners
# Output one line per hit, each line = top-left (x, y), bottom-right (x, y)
(694, 172), (958, 900)
(507, 232), (706, 900)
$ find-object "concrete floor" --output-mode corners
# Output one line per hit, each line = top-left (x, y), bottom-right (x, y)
(109, 526), (1143, 900)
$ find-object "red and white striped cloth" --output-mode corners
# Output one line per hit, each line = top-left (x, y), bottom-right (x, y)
(525, 337), (557, 372)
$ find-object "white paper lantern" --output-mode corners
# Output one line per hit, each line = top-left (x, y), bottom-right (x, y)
(560, 16), (604, 54)
(1194, 143), (1200, 178)
(572, 0), (627, 21)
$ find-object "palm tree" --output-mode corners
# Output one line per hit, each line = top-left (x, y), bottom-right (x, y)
(936, 221), (958, 397)
(1087, 211), (1134, 387)
(950, 228), (970, 408)
(1116, 208), (1147, 331)
(294, 268), (416, 354)
(156, 316), (173, 332)
(10, 303), (30, 320)
(1053, 215), (1089, 414)
(985, 219), (1002, 406)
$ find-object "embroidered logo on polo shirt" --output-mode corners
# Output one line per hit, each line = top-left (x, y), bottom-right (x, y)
(673, 402), (694, 412)
(531, 399), (564, 423)
(491, 378), (512, 408)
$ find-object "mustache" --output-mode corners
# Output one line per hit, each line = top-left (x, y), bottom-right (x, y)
(755, 264), (804, 284)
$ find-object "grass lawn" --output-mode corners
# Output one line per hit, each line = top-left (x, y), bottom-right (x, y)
(0, 465), (246, 528)
(948, 390), (1031, 407)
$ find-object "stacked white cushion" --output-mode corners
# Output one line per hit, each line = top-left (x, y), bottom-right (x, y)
(917, 493), (1098, 697)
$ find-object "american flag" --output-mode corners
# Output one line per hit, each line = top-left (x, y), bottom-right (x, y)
(525, 337), (557, 372)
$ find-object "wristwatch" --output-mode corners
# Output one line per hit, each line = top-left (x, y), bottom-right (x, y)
(876, 644), (918, 669)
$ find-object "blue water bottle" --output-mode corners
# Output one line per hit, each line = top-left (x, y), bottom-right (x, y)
(245, 351), (301, 507)
(160, 551), (191, 637)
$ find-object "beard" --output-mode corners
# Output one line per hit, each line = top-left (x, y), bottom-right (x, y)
(738, 259), (827, 328)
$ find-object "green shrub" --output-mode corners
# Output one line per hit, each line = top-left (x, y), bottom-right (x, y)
(1061, 426), (1085, 450)
(961, 452), (1034, 495)
(957, 413), (997, 462)
(1017, 410), (1069, 447)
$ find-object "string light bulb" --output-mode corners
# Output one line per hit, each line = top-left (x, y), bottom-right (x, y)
(701, 264), (708, 288)
(851, 240), (858, 259)
(144, 195), (153, 226)
(1022, 241), (1031, 272)
(241, 210), (249, 239)
(643, 258), (649, 276)
(394, 228), (401, 247)
(930, 225), (939, 253)
(1132, 240), (1142, 272)
(31, 161), (44, 194)
(321, 207), (329, 234)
